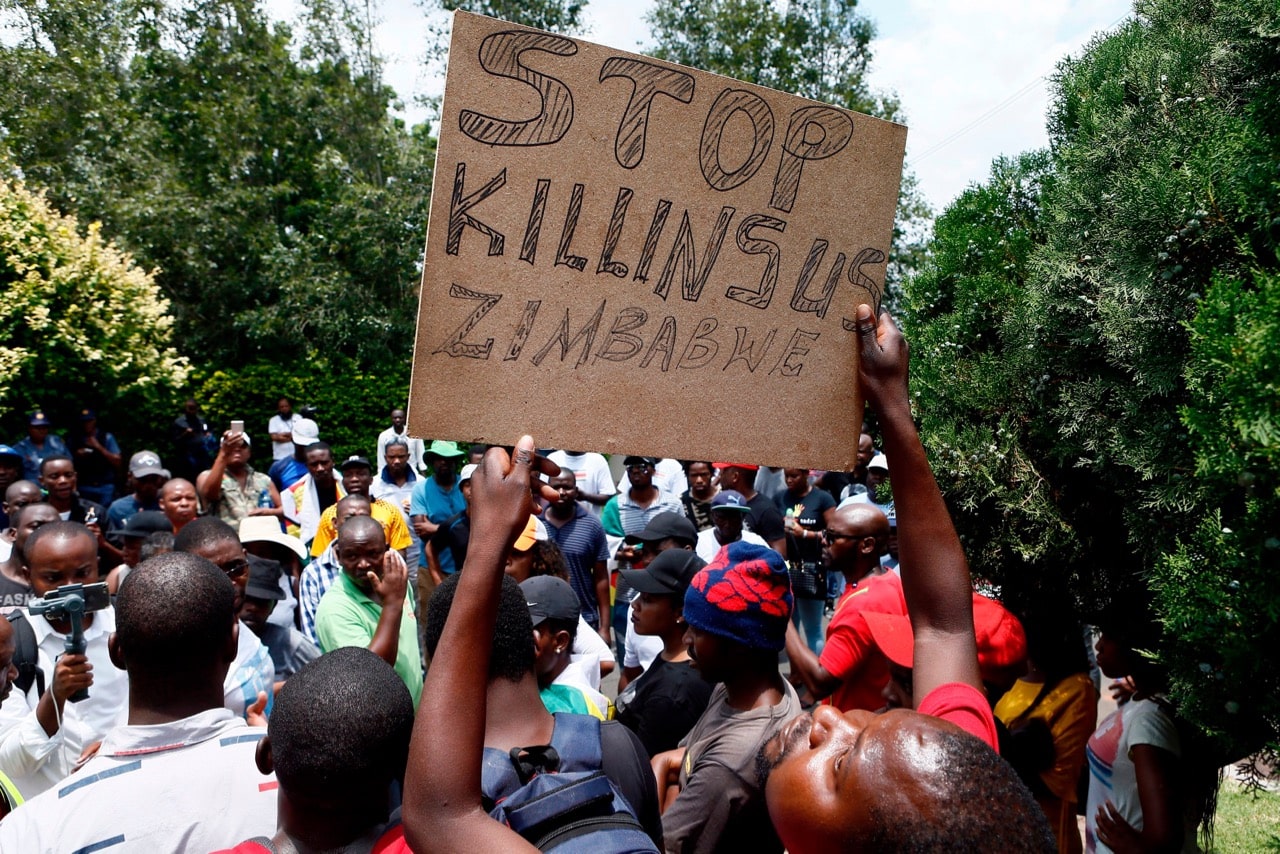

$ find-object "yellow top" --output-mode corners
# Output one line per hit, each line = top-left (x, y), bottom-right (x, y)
(994, 672), (1098, 801)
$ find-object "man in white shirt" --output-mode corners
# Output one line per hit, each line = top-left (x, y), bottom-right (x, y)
(0, 522), (128, 798)
(617, 456), (688, 503)
(376, 408), (426, 474)
(268, 397), (299, 462)
(547, 449), (616, 516)
(0, 550), (277, 850)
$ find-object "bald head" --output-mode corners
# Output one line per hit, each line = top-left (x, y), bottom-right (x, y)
(831, 503), (890, 537)
(824, 503), (890, 577)
(4, 480), (42, 516)
(337, 514), (385, 548)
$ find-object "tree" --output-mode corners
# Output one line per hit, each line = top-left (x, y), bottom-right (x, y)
(0, 0), (435, 371)
(0, 162), (189, 440)
(904, 0), (1280, 764)
(646, 0), (930, 287)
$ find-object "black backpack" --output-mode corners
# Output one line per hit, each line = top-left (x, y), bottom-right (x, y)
(481, 713), (658, 853)
(5, 612), (44, 697)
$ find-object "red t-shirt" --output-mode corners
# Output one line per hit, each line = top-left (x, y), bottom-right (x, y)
(818, 573), (908, 712)
(917, 682), (1000, 752)
(216, 823), (410, 853)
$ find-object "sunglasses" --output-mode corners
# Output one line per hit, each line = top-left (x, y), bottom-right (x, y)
(822, 530), (861, 544)
(218, 559), (250, 580)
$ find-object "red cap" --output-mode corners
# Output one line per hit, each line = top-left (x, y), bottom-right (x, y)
(865, 593), (1027, 679)
(713, 462), (759, 471)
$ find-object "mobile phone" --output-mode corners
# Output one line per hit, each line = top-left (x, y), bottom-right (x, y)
(230, 420), (245, 435)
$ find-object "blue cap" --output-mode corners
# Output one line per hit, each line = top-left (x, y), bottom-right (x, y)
(0, 444), (21, 463)
(710, 489), (750, 512)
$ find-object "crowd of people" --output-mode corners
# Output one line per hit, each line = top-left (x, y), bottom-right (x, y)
(0, 310), (1214, 852)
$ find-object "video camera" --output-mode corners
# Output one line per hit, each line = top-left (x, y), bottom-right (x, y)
(28, 582), (110, 703)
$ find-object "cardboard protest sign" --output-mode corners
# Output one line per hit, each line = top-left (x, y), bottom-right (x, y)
(409, 10), (906, 470)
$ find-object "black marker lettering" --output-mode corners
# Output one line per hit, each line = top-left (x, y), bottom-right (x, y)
(654, 207), (735, 302)
(531, 300), (606, 367)
(723, 326), (778, 372)
(433, 284), (502, 359)
(504, 299), (542, 361)
(460, 32), (577, 146)
(725, 215), (786, 309)
(699, 88), (774, 191)
(597, 188), (634, 278)
(520, 179), (551, 264)
(841, 247), (887, 331)
(770, 328), (820, 376)
(554, 183), (588, 272)
(446, 163), (506, 257)
(791, 247), (845, 319)
(634, 199), (672, 284)
(678, 317), (720, 369)
(595, 306), (648, 362)
(770, 106), (853, 213)
(641, 316), (678, 371)
(599, 58), (696, 169)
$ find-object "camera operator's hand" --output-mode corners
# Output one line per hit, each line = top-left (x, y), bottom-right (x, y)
(371, 549), (409, 606)
(52, 653), (93, 705)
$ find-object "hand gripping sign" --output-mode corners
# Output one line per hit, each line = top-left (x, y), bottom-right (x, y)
(409, 11), (906, 470)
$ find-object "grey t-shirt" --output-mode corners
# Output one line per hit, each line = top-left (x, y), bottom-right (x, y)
(662, 679), (800, 853)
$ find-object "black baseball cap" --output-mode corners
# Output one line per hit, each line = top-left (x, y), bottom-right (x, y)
(622, 455), (657, 468)
(620, 549), (706, 596)
(520, 576), (580, 624)
(625, 511), (698, 546)
(339, 455), (372, 471)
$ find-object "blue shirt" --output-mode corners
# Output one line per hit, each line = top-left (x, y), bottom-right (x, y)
(13, 434), (69, 482)
(105, 494), (161, 542)
(410, 476), (466, 573)
(543, 505), (610, 626)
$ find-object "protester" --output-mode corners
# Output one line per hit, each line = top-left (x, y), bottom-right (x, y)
(755, 307), (1054, 852)
(410, 440), (467, 589)
(546, 448), (616, 515)
(299, 494), (371, 643)
(614, 548), (712, 756)
(0, 503), (57, 613)
(404, 440), (664, 850)
(679, 460), (718, 531)
(371, 438), (422, 567)
(103, 509), (172, 595)
(66, 408), (122, 507)
(238, 515), (306, 628)
(309, 455), (412, 560)
(239, 559), (320, 682)
(105, 450), (169, 540)
(157, 477), (199, 535)
(779, 467), (836, 656)
(170, 398), (214, 481)
(314, 515), (421, 704)
(0, 522), (128, 798)
(694, 489), (767, 562)
(216, 647), (415, 853)
(198, 430), (282, 532)
(281, 441), (344, 546)
(173, 518), (277, 717)
(268, 416), (320, 491)
(618, 456), (688, 503)
(12, 411), (69, 483)
(1, 481), (42, 541)
(267, 397), (298, 462)
(521, 575), (610, 718)
(542, 468), (611, 640)
(714, 464), (786, 553)
(618, 512), (697, 689)
(376, 407), (426, 474)
(0, 551), (278, 850)
(425, 462), (474, 586)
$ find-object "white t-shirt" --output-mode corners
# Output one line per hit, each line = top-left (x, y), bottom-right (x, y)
(570, 614), (615, 690)
(268, 412), (297, 461)
(623, 632), (665, 672)
(548, 451), (617, 517)
(695, 527), (768, 563)
(0, 607), (129, 798)
(617, 457), (687, 503)
(377, 427), (427, 474)
(1085, 697), (1194, 853)
(0, 708), (276, 852)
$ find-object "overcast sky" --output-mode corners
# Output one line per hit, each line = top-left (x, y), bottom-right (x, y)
(265, 0), (1133, 214)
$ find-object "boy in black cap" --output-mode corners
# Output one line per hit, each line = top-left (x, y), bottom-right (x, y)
(614, 549), (713, 756)
(520, 575), (609, 718)
(104, 510), (173, 594)
(617, 511), (698, 690)
(240, 559), (320, 682)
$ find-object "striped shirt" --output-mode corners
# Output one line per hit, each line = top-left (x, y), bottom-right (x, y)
(543, 505), (610, 626)
(299, 545), (344, 644)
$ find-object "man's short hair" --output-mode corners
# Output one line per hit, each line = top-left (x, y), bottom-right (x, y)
(38, 454), (74, 474)
(23, 520), (94, 564)
(855, 727), (1055, 852)
(174, 516), (240, 554)
(115, 551), (235, 675)
(384, 439), (409, 453)
(307, 441), (332, 456)
(424, 573), (534, 684)
(270, 647), (414, 798)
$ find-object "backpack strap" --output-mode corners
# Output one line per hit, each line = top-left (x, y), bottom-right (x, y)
(5, 612), (44, 698)
(549, 713), (603, 772)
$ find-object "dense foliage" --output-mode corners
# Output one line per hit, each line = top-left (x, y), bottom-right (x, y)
(905, 0), (1280, 759)
(0, 167), (188, 441)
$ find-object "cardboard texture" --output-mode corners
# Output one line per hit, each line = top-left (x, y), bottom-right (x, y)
(409, 10), (906, 470)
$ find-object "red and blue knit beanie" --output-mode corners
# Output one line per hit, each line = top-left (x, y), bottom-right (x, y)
(683, 541), (794, 651)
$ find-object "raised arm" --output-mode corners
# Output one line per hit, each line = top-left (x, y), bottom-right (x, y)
(403, 437), (559, 852)
(854, 305), (981, 701)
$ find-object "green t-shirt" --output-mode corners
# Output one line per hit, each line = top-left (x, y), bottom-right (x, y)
(539, 683), (592, 716)
(315, 571), (423, 705)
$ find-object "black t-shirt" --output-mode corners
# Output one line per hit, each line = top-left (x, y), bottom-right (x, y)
(681, 492), (715, 532)
(599, 720), (665, 848)
(615, 655), (714, 757)
(745, 493), (786, 545)
(0, 573), (32, 612)
(778, 487), (836, 565)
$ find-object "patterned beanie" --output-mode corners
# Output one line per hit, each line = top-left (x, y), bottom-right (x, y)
(683, 541), (794, 651)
